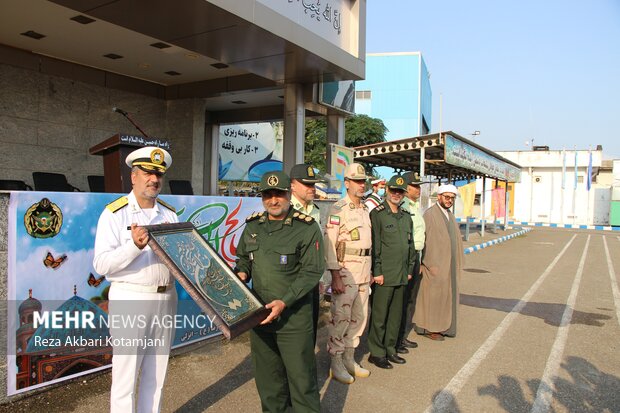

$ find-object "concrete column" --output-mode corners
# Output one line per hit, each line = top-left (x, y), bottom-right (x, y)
(205, 123), (219, 195)
(191, 100), (208, 195)
(283, 83), (305, 174)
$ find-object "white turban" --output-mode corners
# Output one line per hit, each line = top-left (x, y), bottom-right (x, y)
(437, 184), (458, 195)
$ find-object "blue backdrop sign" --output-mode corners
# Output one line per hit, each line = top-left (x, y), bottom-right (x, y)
(7, 192), (262, 395)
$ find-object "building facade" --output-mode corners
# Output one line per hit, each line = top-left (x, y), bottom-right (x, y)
(354, 52), (432, 139)
(497, 148), (611, 225)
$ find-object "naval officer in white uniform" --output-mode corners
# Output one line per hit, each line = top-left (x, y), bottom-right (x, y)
(93, 146), (178, 413)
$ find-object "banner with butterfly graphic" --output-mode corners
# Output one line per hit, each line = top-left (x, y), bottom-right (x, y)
(6, 191), (262, 395)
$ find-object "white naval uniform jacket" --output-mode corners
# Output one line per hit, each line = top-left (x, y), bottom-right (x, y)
(93, 191), (178, 286)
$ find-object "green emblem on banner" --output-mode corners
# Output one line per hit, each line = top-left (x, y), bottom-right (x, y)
(24, 198), (63, 238)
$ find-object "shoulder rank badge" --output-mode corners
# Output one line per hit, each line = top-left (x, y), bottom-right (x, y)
(157, 198), (176, 212)
(106, 196), (128, 213)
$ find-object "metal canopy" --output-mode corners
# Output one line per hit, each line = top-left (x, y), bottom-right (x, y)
(353, 131), (522, 182)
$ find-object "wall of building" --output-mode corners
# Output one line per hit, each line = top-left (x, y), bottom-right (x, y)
(0, 63), (199, 193)
(497, 149), (610, 225)
(354, 52), (432, 139)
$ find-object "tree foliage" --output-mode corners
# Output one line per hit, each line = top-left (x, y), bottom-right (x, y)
(304, 114), (388, 172)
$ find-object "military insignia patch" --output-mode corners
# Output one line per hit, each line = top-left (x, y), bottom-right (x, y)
(151, 148), (165, 165)
(350, 228), (360, 241)
(280, 255), (288, 265)
(396, 177), (405, 185)
(357, 165), (365, 175)
(307, 166), (315, 177)
(267, 175), (279, 187)
(329, 215), (340, 225)
(24, 198), (63, 238)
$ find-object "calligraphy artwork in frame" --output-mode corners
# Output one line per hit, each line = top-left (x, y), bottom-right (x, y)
(144, 222), (268, 339)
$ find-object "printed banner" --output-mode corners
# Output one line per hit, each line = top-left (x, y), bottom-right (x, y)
(457, 182), (476, 217)
(445, 134), (521, 182)
(7, 192), (262, 395)
(329, 143), (354, 196)
(219, 122), (284, 182)
(492, 187), (506, 217)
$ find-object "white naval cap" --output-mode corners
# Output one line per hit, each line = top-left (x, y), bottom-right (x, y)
(125, 146), (172, 174)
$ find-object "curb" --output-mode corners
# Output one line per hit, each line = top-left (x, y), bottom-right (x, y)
(456, 218), (619, 232)
(464, 228), (532, 255)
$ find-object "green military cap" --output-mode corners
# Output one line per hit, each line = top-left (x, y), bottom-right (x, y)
(259, 170), (291, 192)
(402, 171), (423, 186)
(386, 174), (408, 191)
(290, 163), (324, 184)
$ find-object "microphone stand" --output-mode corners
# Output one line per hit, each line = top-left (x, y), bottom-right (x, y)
(113, 108), (151, 139)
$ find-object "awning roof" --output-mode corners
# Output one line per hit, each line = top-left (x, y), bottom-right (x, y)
(353, 131), (522, 182)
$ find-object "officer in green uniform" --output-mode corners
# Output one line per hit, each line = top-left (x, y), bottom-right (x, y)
(290, 163), (324, 345)
(235, 170), (325, 413)
(367, 175), (417, 369)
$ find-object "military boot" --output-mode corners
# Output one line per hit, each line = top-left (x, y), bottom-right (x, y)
(330, 354), (355, 384)
(343, 347), (370, 378)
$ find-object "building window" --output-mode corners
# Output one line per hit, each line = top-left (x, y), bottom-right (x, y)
(356, 90), (371, 99)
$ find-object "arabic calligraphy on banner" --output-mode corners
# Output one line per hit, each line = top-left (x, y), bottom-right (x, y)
(119, 134), (171, 150)
(444, 135), (522, 182)
(6, 192), (262, 395)
(219, 122), (284, 182)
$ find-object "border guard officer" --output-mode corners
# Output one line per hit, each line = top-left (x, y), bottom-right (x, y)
(324, 163), (372, 384)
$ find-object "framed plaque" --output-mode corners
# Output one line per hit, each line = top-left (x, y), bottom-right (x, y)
(144, 222), (269, 339)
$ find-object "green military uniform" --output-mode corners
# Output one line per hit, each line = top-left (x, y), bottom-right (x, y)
(290, 163), (325, 346)
(235, 171), (325, 413)
(368, 176), (417, 359)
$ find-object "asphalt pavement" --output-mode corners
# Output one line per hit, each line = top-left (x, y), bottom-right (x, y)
(2, 227), (619, 413)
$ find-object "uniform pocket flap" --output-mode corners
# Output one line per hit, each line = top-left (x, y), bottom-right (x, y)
(273, 245), (298, 255)
(245, 243), (259, 252)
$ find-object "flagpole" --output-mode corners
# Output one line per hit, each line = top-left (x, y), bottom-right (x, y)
(586, 147), (592, 224)
(572, 148), (577, 225)
(561, 148), (566, 224)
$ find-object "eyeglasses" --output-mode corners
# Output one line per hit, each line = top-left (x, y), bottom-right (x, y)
(441, 194), (456, 201)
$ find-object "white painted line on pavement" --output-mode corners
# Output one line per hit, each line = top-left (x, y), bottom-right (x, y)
(603, 236), (620, 326)
(531, 235), (590, 413)
(423, 234), (578, 413)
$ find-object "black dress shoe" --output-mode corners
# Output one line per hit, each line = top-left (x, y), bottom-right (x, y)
(401, 338), (419, 348)
(387, 354), (406, 364)
(396, 345), (409, 354)
(368, 355), (393, 369)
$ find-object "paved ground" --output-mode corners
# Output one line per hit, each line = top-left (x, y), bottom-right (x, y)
(2, 227), (620, 412)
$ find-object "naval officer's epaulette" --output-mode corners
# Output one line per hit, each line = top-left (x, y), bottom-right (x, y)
(292, 211), (315, 224)
(246, 211), (265, 222)
(375, 204), (386, 212)
(157, 198), (176, 213)
(106, 196), (128, 213)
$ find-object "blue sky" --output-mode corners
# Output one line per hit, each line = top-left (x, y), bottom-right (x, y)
(366, 0), (620, 158)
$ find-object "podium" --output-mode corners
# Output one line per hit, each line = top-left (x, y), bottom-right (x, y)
(89, 134), (171, 193)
